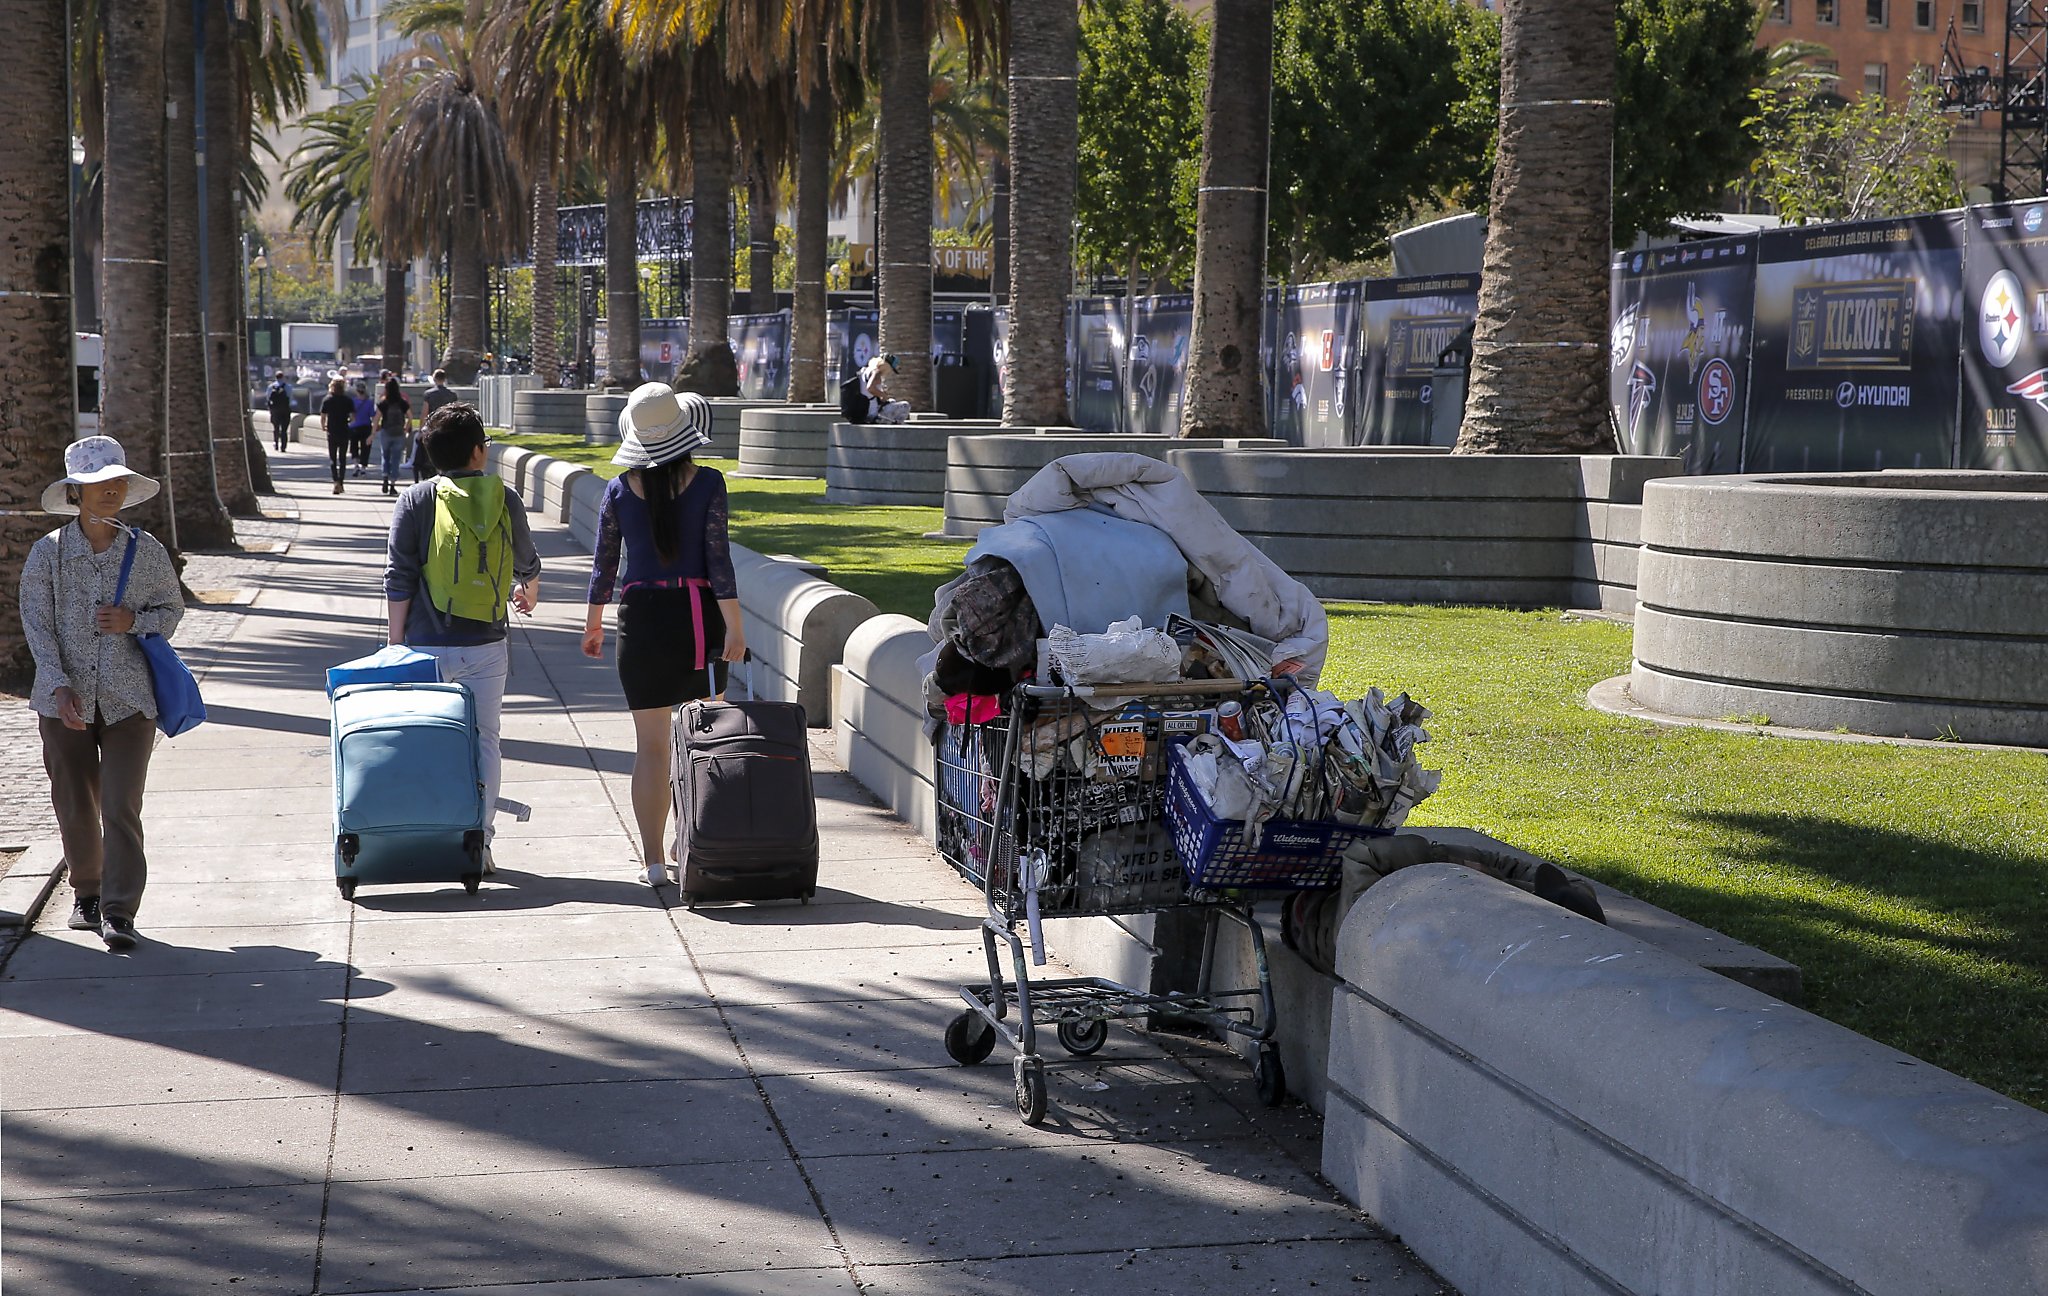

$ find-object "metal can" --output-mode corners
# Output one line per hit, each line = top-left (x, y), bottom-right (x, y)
(1217, 701), (1244, 741)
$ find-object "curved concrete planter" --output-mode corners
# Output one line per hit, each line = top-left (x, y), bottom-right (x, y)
(941, 433), (1282, 536)
(584, 390), (630, 446)
(733, 404), (848, 478)
(1632, 471), (2048, 745)
(710, 398), (804, 464)
(1168, 450), (1676, 610)
(513, 388), (589, 438)
(825, 420), (1008, 507)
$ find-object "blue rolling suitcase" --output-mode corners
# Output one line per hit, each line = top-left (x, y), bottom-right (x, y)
(331, 682), (488, 900)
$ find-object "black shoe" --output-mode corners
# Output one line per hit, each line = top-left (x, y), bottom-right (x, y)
(67, 895), (101, 931)
(101, 914), (138, 951)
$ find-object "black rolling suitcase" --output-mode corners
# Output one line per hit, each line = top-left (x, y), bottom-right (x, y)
(672, 673), (820, 908)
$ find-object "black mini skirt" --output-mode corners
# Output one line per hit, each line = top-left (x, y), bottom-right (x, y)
(615, 584), (726, 710)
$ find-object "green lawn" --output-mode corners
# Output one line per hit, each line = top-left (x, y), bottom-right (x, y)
(503, 429), (2048, 1108)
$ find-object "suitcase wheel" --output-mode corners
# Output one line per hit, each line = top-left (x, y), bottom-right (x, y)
(462, 873), (482, 896)
(684, 892), (698, 911)
(337, 833), (359, 865)
(338, 878), (358, 901)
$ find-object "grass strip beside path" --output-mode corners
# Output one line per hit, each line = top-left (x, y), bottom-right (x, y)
(502, 430), (2048, 1109)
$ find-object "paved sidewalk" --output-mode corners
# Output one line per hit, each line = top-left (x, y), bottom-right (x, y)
(0, 453), (1445, 1295)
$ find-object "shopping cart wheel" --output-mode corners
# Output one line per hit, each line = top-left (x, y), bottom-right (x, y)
(944, 1010), (998, 1066)
(1254, 1044), (1286, 1108)
(1056, 1018), (1108, 1057)
(1014, 1055), (1048, 1126)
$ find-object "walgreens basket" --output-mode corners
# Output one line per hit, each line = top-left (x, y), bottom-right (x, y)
(1163, 741), (1387, 891)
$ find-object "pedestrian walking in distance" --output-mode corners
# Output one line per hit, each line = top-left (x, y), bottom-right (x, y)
(376, 377), (413, 496)
(582, 383), (746, 887)
(385, 403), (542, 873)
(349, 381), (377, 477)
(267, 371), (294, 452)
(17, 437), (185, 951)
(418, 368), (460, 482)
(320, 376), (355, 494)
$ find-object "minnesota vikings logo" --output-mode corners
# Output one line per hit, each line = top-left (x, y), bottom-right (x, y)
(1680, 282), (1709, 380)
(1626, 362), (1657, 444)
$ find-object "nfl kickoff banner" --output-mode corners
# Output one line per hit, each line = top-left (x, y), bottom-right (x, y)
(931, 305), (966, 363)
(1356, 274), (1480, 446)
(1745, 214), (1963, 473)
(824, 308), (880, 383)
(1067, 298), (1128, 432)
(1607, 237), (1756, 472)
(729, 312), (789, 400)
(1959, 201), (2048, 470)
(1267, 281), (1363, 447)
(1124, 293), (1195, 435)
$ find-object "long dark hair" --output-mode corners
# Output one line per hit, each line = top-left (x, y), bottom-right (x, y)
(639, 455), (695, 565)
(383, 377), (403, 404)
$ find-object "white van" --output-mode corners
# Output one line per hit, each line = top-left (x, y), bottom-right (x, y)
(76, 332), (102, 437)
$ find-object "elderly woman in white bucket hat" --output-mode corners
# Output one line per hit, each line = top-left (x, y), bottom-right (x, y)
(16, 436), (185, 951)
(581, 383), (746, 887)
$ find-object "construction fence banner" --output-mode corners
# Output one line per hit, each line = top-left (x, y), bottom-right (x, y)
(1745, 214), (1963, 473)
(824, 308), (881, 385)
(636, 319), (691, 383)
(1124, 293), (1195, 435)
(550, 198), (694, 269)
(1958, 200), (2048, 470)
(1356, 274), (1481, 447)
(1068, 298), (1128, 432)
(1266, 281), (1364, 447)
(729, 312), (790, 400)
(1608, 238), (1757, 473)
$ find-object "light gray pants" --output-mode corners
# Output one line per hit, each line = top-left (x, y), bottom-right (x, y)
(41, 711), (156, 921)
(413, 642), (509, 844)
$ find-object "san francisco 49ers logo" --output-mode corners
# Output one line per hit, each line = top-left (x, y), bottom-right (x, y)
(1697, 357), (1736, 426)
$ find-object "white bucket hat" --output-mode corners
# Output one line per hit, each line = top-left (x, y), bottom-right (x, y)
(612, 382), (713, 469)
(40, 435), (161, 516)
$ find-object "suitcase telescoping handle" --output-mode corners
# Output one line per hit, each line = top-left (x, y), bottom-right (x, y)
(698, 651), (755, 732)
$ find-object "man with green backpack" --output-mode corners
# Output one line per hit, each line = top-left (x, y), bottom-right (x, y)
(383, 403), (542, 867)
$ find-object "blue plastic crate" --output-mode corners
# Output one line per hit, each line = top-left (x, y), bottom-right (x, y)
(1164, 741), (1387, 891)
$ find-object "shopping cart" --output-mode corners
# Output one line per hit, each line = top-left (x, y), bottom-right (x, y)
(935, 679), (1334, 1125)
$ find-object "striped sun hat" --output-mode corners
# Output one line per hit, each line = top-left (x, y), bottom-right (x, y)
(612, 382), (713, 469)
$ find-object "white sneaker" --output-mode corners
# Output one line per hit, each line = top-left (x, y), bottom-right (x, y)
(641, 861), (665, 888)
(481, 846), (497, 875)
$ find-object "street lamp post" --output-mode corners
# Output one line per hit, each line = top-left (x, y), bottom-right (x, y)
(252, 253), (269, 318)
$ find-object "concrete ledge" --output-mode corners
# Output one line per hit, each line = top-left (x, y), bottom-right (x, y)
(1635, 471), (2048, 744)
(1322, 864), (2048, 1296)
(513, 388), (590, 437)
(584, 390), (630, 446)
(737, 405), (838, 478)
(826, 421), (1018, 507)
(0, 842), (68, 931)
(833, 615), (937, 839)
(941, 434), (1283, 537)
(730, 550), (878, 724)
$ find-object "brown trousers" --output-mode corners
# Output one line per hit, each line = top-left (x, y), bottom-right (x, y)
(40, 711), (156, 921)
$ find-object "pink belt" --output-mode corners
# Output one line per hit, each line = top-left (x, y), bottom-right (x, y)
(624, 577), (713, 670)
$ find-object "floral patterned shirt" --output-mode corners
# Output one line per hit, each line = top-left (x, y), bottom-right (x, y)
(18, 523), (185, 725)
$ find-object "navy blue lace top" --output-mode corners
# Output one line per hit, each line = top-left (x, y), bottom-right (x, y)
(586, 467), (738, 605)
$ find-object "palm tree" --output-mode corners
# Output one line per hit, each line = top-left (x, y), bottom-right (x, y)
(1454, 0), (1616, 454)
(683, 38), (737, 391)
(166, 0), (235, 548)
(0, 0), (74, 674)
(375, 5), (526, 382)
(103, 0), (176, 542)
(877, 0), (934, 406)
(789, 48), (833, 402)
(203, 0), (260, 516)
(830, 35), (1006, 227)
(1002, 0), (1075, 428)
(1177, 0), (1270, 438)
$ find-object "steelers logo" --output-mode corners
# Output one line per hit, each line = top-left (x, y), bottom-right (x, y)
(1981, 271), (2026, 368)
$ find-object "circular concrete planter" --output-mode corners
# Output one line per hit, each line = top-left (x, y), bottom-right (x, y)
(513, 388), (590, 438)
(734, 405), (844, 477)
(1631, 471), (2048, 745)
(711, 399), (807, 464)
(941, 433), (1282, 536)
(826, 421), (1011, 506)
(584, 390), (630, 446)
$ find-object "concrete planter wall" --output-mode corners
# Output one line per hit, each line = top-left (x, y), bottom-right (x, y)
(1632, 471), (2048, 745)
(584, 390), (630, 446)
(478, 375), (539, 427)
(513, 388), (590, 438)
(708, 398), (798, 463)
(941, 434), (1284, 537)
(1167, 450), (1678, 611)
(825, 420), (1006, 507)
(1324, 864), (2048, 1296)
(735, 405), (844, 478)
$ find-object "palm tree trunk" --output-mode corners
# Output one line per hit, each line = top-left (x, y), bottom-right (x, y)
(687, 50), (736, 394)
(104, 0), (175, 545)
(164, 0), (231, 548)
(532, 169), (559, 388)
(1004, 0), (1078, 428)
(878, 0), (933, 407)
(381, 264), (406, 370)
(1179, 0), (1272, 439)
(789, 74), (831, 403)
(231, 42), (270, 493)
(747, 153), (778, 316)
(1455, 0), (1616, 454)
(604, 159), (640, 388)
(445, 217), (486, 382)
(202, 0), (257, 516)
(0, 0), (75, 674)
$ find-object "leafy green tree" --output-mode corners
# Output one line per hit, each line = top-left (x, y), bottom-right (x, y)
(1614, 0), (1768, 237)
(1269, 0), (1494, 276)
(1744, 78), (1962, 224)
(1074, 0), (1205, 289)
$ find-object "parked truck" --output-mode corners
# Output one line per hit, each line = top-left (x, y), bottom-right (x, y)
(280, 322), (341, 378)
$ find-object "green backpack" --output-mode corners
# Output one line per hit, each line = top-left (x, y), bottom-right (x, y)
(424, 476), (512, 622)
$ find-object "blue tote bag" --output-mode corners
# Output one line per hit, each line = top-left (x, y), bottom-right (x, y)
(115, 532), (206, 737)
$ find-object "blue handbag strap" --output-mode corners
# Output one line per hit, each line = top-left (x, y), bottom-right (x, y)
(112, 529), (139, 607)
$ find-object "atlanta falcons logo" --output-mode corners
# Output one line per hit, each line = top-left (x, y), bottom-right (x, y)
(2006, 368), (2048, 409)
(1626, 362), (1657, 441)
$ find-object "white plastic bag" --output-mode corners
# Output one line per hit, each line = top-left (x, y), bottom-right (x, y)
(1047, 616), (1182, 685)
